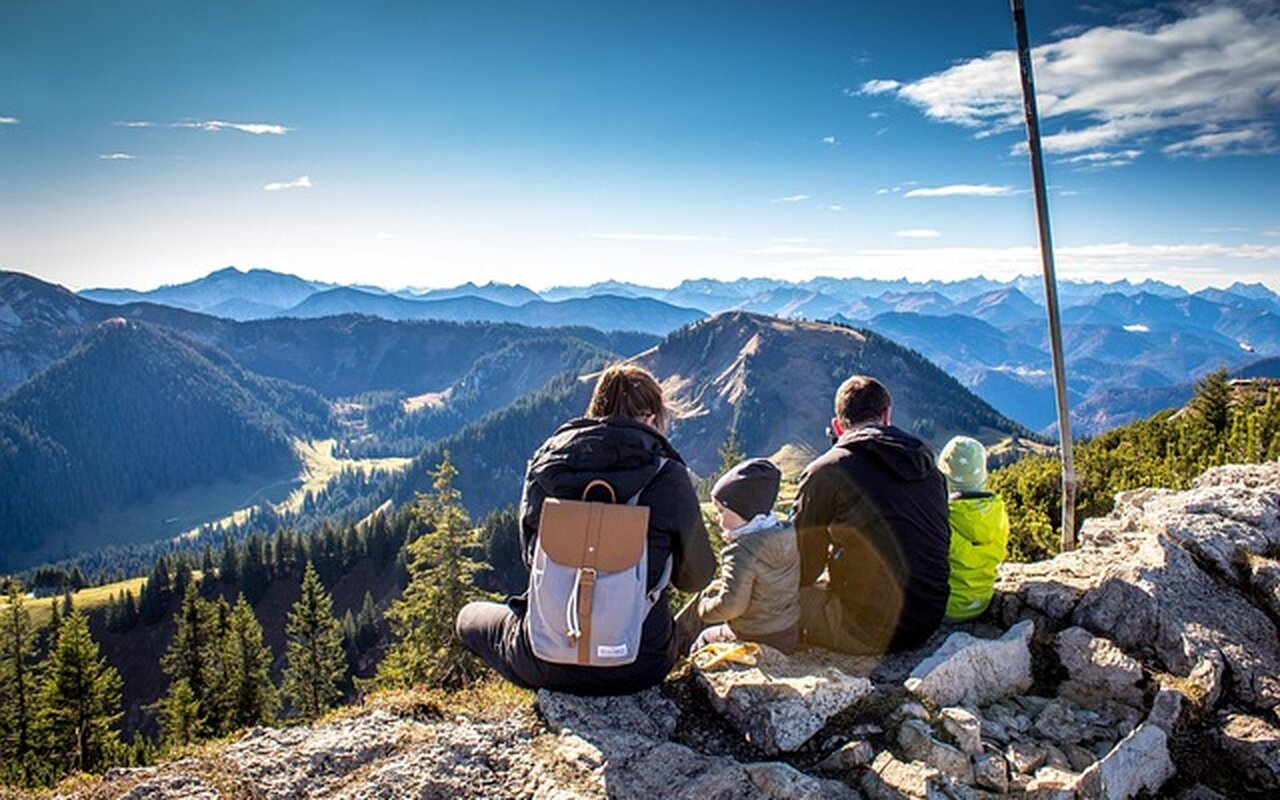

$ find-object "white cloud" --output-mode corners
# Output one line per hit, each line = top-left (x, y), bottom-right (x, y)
(175, 120), (291, 135)
(868, 111), (886, 119)
(1123, 324), (1151, 333)
(771, 194), (810, 203)
(821, 135), (838, 145)
(903, 184), (1021, 198)
(825, 205), (844, 212)
(585, 232), (730, 243)
(1163, 126), (1277, 158)
(896, 229), (942, 238)
(0, 116), (19, 124)
(263, 175), (312, 191)
(875, 188), (890, 195)
(864, 5), (1280, 159)
(98, 152), (136, 160)
(113, 120), (155, 128)
(860, 79), (901, 95)
(771, 237), (820, 244)
(746, 245), (831, 255)
(1057, 148), (1143, 168)
(1262, 228), (1280, 237)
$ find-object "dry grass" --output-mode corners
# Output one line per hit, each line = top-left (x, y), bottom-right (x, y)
(353, 678), (535, 725)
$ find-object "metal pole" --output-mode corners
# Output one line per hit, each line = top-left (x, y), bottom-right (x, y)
(1011, 0), (1076, 551)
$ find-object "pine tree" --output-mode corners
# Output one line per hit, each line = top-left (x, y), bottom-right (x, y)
(0, 584), (40, 784)
(219, 536), (240, 585)
(1190, 368), (1232, 435)
(158, 587), (220, 739)
(282, 563), (346, 721)
(36, 613), (122, 776)
(717, 428), (746, 478)
(375, 453), (491, 690)
(222, 596), (278, 730)
(155, 679), (201, 751)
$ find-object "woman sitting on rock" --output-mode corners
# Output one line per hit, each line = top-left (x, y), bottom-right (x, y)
(456, 364), (715, 695)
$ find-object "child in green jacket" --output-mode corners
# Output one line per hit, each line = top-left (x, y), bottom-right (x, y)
(937, 437), (1009, 620)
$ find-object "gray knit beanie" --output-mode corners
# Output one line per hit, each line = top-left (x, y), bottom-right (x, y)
(711, 458), (781, 520)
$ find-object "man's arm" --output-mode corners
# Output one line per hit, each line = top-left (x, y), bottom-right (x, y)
(793, 464), (837, 586)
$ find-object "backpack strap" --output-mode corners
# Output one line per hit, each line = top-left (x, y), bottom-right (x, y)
(630, 456), (673, 604)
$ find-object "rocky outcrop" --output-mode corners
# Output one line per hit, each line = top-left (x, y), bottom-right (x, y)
(67, 462), (1280, 799)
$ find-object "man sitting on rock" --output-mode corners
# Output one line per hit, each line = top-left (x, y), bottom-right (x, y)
(794, 375), (951, 654)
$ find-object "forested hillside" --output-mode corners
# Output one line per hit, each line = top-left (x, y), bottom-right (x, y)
(992, 371), (1280, 560)
(0, 320), (312, 560)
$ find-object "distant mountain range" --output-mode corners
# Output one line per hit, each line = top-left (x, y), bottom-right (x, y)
(367, 312), (1036, 520)
(73, 267), (1280, 435)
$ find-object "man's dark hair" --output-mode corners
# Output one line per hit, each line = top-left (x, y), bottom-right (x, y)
(835, 375), (891, 426)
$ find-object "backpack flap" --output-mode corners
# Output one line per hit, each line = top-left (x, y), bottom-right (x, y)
(537, 498), (648, 571)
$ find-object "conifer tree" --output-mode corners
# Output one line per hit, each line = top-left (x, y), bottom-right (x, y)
(375, 453), (490, 689)
(155, 679), (201, 751)
(282, 563), (345, 721)
(1191, 368), (1232, 435)
(158, 587), (218, 739)
(36, 613), (122, 776)
(222, 596), (277, 730)
(219, 535), (240, 586)
(0, 584), (39, 784)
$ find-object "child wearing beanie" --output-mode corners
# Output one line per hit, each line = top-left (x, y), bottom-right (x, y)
(936, 436), (1010, 620)
(676, 458), (801, 654)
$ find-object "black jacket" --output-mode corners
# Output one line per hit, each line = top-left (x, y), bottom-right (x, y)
(793, 424), (950, 651)
(517, 416), (715, 693)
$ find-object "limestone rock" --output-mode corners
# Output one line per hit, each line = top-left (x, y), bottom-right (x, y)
(1216, 713), (1280, 793)
(816, 739), (876, 772)
(861, 752), (941, 799)
(1006, 740), (1048, 775)
(536, 687), (678, 740)
(904, 621), (1034, 707)
(972, 751), (1009, 793)
(1033, 698), (1092, 745)
(694, 644), (873, 753)
(1055, 627), (1144, 708)
(938, 707), (983, 755)
(742, 762), (863, 799)
(1075, 723), (1174, 800)
(897, 719), (972, 783)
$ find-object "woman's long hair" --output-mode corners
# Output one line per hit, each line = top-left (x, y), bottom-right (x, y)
(587, 364), (667, 432)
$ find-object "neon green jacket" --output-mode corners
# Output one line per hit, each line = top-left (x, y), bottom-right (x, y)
(945, 492), (1010, 620)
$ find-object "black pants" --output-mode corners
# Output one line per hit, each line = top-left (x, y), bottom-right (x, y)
(455, 600), (676, 696)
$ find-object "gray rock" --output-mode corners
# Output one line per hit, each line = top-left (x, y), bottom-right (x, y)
(742, 762), (863, 799)
(972, 751), (1009, 793)
(114, 772), (220, 800)
(1175, 785), (1227, 800)
(1146, 687), (1182, 733)
(1033, 698), (1091, 745)
(1026, 765), (1081, 795)
(694, 644), (873, 754)
(999, 463), (1280, 715)
(536, 687), (679, 740)
(938, 707), (983, 755)
(897, 720), (973, 783)
(904, 621), (1034, 707)
(1063, 743), (1098, 773)
(1006, 740), (1048, 775)
(1075, 723), (1174, 800)
(1216, 712), (1280, 793)
(861, 752), (942, 799)
(816, 739), (877, 772)
(1055, 627), (1144, 708)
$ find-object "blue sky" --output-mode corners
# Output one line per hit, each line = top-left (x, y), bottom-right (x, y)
(1, 0), (1277, 291)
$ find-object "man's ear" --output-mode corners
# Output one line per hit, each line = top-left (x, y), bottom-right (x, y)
(881, 406), (892, 426)
(831, 416), (845, 436)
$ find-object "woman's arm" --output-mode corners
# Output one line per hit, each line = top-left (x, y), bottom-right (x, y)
(660, 463), (716, 592)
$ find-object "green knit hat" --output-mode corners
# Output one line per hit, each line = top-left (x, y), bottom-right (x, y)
(937, 436), (988, 493)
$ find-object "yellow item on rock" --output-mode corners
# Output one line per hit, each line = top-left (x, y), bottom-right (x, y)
(691, 641), (761, 670)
